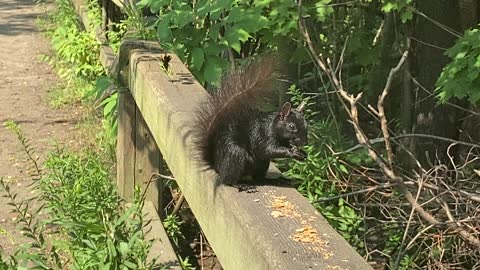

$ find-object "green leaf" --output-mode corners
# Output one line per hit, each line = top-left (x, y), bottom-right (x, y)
(119, 242), (129, 256)
(195, 0), (210, 17)
(475, 54), (480, 67)
(175, 4), (194, 29)
(224, 27), (250, 53)
(145, 0), (164, 13)
(254, 0), (273, 8)
(203, 58), (224, 84)
(235, 14), (269, 33)
(339, 164), (348, 174)
(102, 93), (118, 117)
(157, 18), (172, 41)
(209, 0), (233, 20)
(400, 10), (413, 22)
(470, 87), (480, 103)
(94, 76), (111, 98)
(124, 260), (138, 269)
(315, 0), (333, 22)
(190, 48), (205, 70)
(455, 51), (467, 59)
(382, 2), (397, 13)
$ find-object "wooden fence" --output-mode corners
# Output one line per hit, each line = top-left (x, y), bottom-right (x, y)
(72, 0), (374, 269)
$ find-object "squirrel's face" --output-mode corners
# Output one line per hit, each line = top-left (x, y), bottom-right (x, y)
(275, 102), (308, 147)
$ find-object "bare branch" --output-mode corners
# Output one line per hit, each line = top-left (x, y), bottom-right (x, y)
(311, 182), (398, 203)
(442, 201), (480, 247)
(378, 50), (409, 168)
(298, 2), (480, 247)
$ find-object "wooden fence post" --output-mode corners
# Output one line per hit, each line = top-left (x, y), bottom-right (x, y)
(117, 91), (136, 202)
(117, 90), (164, 214)
(134, 106), (163, 214)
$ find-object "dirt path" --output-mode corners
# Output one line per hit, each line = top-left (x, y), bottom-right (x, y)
(0, 0), (76, 253)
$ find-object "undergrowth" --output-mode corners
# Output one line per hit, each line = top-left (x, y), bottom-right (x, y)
(0, 121), (161, 269)
(38, 0), (103, 82)
(279, 88), (372, 252)
(36, 0), (117, 159)
(0, 0), (164, 269)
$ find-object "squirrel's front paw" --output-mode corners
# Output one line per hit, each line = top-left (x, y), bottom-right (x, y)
(291, 147), (307, 160)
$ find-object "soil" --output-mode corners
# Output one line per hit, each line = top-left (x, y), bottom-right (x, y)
(0, 0), (76, 253)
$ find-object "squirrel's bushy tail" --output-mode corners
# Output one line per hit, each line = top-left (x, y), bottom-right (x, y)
(194, 55), (280, 168)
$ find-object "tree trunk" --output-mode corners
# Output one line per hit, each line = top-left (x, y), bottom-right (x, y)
(366, 12), (396, 105)
(457, 0), (480, 160)
(411, 0), (463, 166)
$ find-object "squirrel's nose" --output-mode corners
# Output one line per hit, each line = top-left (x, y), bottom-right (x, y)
(294, 138), (306, 146)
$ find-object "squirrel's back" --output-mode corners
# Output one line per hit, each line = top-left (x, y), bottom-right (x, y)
(194, 56), (279, 168)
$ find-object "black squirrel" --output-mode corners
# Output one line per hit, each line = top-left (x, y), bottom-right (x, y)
(194, 56), (308, 186)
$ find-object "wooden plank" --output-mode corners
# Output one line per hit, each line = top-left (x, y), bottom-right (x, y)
(142, 201), (181, 269)
(96, 29), (116, 72)
(116, 91), (136, 202)
(128, 49), (373, 270)
(101, 0), (108, 32)
(134, 107), (163, 212)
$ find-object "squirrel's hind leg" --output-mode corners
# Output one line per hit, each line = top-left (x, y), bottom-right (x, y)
(251, 159), (269, 181)
(214, 145), (247, 186)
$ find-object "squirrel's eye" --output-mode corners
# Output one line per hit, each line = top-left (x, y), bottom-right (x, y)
(288, 123), (296, 131)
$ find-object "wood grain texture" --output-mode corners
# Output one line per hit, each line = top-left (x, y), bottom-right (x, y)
(127, 49), (373, 270)
(116, 92), (136, 202)
(134, 107), (163, 211)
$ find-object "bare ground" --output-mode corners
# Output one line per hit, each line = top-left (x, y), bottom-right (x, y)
(0, 0), (77, 253)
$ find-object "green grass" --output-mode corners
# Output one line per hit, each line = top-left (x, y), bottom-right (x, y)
(36, 0), (104, 109)
(47, 78), (95, 109)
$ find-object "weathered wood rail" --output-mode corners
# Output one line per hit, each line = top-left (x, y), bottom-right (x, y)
(72, 0), (374, 269)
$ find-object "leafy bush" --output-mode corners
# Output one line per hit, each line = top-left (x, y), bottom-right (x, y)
(0, 122), (160, 270)
(162, 214), (184, 247)
(105, 1), (158, 52)
(137, 0), (334, 85)
(41, 0), (104, 81)
(41, 149), (156, 269)
(37, 0), (105, 108)
(39, 0), (119, 147)
(436, 28), (480, 104)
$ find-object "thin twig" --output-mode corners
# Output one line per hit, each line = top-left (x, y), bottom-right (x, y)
(413, 9), (462, 38)
(172, 194), (185, 216)
(405, 224), (435, 250)
(311, 182), (398, 203)
(442, 201), (480, 247)
(377, 50), (409, 168)
(150, 173), (176, 182)
(297, 2), (480, 248)
(336, 133), (480, 155)
(200, 233), (205, 270)
(408, 73), (480, 116)
(142, 173), (176, 202)
(395, 175), (424, 269)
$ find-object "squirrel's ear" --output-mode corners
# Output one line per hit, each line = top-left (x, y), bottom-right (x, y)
(279, 102), (292, 120)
